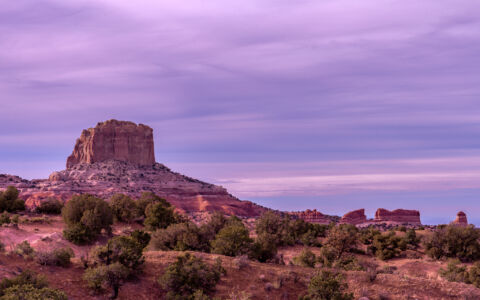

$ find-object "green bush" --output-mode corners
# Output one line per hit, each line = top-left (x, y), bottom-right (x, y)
(14, 241), (35, 259)
(439, 259), (468, 283)
(136, 192), (164, 218)
(211, 223), (252, 257)
(0, 270), (48, 296)
(322, 224), (359, 261)
(0, 213), (10, 226)
(144, 201), (181, 231)
(91, 236), (144, 271)
(299, 270), (353, 300)
(151, 222), (203, 251)
(36, 198), (63, 215)
(130, 230), (151, 250)
(249, 233), (278, 263)
(36, 247), (74, 267)
(404, 229), (420, 249)
(62, 194), (113, 244)
(110, 194), (137, 223)
(467, 262), (480, 287)
(158, 253), (224, 300)
(0, 284), (67, 300)
(0, 186), (25, 213)
(198, 212), (228, 243)
(83, 262), (130, 299)
(359, 227), (381, 245)
(292, 248), (316, 268)
(424, 224), (480, 262)
(368, 231), (406, 260)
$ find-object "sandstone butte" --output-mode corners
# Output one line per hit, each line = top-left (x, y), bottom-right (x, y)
(0, 120), (266, 217)
(340, 209), (367, 225)
(374, 208), (421, 225)
(451, 211), (468, 227)
(288, 209), (333, 224)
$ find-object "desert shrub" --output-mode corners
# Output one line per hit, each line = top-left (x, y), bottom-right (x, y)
(299, 270), (354, 300)
(136, 192), (168, 218)
(10, 215), (19, 225)
(36, 198), (63, 215)
(424, 224), (480, 262)
(62, 194), (113, 244)
(110, 194), (137, 223)
(249, 233), (278, 262)
(368, 231), (406, 260)
(198, 212), (228, 242)
(0, 284), (67, 300)
(151, 222), (203, 251)
(14, 241), (35, 259)
(83, 262), (130, 299)
(158, 253), (224, 300)
(439, 259), (468, 283)
(130, 230), (151, 250)
(0, 186), (25, 213)
(404, 228), (420, 249)
(322, 224), (359, 260)
(467, 262), (480, 287)
(359, 227), (381, 245)
(91, 235), (144, 271)
(333, 255), (363, 271)
(144, 201), (182, 231)
(0, 213), (10, 226)
(292, 248), (316, 268)
(233, 255), (250, 270)
(0, 270), (48, 296)
(211, 222), (252, 257)
(36, 247), (74, 267)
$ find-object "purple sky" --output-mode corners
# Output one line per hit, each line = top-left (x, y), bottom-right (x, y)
(2, 0), (480, 224)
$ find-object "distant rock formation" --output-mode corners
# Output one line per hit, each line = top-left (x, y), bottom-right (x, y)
(452, 211), (468, 227)
(374, 208), (421, 225)
(66, 120), (155, 169)
(340, 209), (367, 225)
(289, 209), (335, 224)
(0, 120), (267, 217)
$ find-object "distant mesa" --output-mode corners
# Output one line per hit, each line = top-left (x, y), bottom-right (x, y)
(374, 208), (421, 225)
(66, 120), (155, 169)
(289, 209), (333, 224)
(451, 211), (468, 227)
(340, 209), (367, 225)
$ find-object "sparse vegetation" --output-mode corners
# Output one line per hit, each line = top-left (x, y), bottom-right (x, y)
(0, 186), (25, 213)
(36, 198), (64, 215)
(292, 248), (316, 268)
(14, 241), (35, 259)
(36, 247), (74, 267)
(158, 253), (224, 300)
(299, 270), (354, 300)
(62, 194), (113, 244)
(0, 270), (66, 299)
(424, 224), (480, 261)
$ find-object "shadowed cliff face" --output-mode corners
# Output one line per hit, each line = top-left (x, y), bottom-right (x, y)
(66, 120), (155, 169)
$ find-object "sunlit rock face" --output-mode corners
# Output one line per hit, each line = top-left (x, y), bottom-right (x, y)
(66, 120), (155, 169)
(374, 208), (421, 225)
(340, 209), (367, 225)
(0, 120), (267, 217)
(452, 211), (468, 227)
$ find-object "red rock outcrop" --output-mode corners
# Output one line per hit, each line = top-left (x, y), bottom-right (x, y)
(66, 120), (155, 169)
(452, 211), (468, 227)
(340, 209), (367, 225)
(289, 209), (332, 224)
(0, 120), (267, 217)
(374, 208), (421, 225)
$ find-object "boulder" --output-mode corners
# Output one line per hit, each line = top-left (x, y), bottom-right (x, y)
(452, 211), (468, 227)
(66, 119), (155, 168)
(374, 208), (421, 225)
(340, 209), (367, 225)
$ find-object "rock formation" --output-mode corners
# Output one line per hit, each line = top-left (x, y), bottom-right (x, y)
(340, 209), (367, 225)
(289, 209), (335, 224)
(452, 211), (468, 227)
(66, 120), (155, 168)
(0, 120), (267, 217)
(374, 208), (421, 225)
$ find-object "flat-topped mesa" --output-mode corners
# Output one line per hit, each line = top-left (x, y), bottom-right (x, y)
(374, 208), (421, 225)
(289, 209), (331, 224)
(66, 120), (155, 169)
(340, 209), (367, 225)
(452, 211), (468, 227)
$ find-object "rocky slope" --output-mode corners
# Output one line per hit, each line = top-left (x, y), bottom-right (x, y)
(0, 120), (266, 217)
